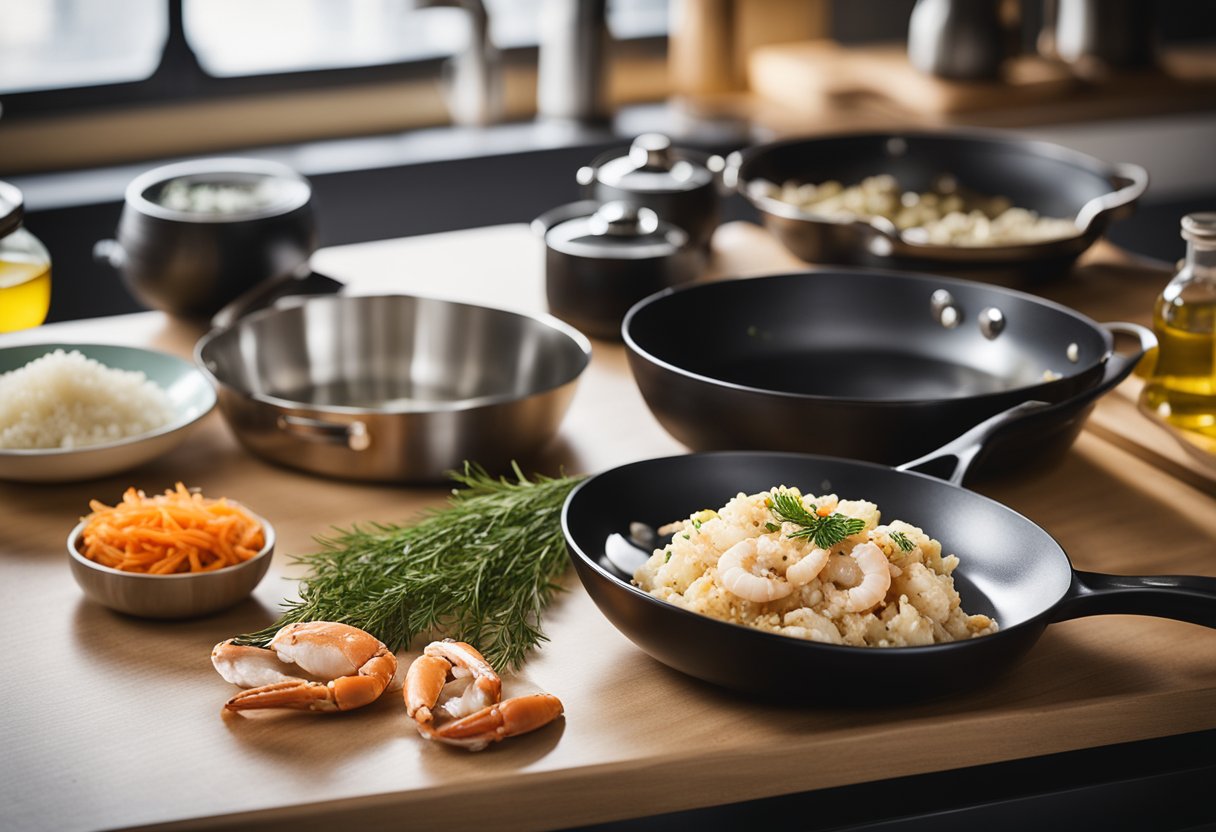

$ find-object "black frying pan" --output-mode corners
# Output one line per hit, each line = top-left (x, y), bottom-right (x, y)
(561, 406), (1216, 698)
(729, 130), (1148, 281)
(623, 270), (1154, 479)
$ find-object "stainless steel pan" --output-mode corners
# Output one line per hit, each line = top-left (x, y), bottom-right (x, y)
(196, 294), (591, 482)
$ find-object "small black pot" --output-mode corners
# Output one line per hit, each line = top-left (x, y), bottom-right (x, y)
(534, 200), (706, 341)
(95, 157), (316, 318)
(579, 134), (722, 250)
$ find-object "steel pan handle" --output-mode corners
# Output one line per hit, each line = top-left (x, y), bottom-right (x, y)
(1075, 162), (1148, 233)
(1054, 571), (1216, 628)
(276, 415), (371, 451)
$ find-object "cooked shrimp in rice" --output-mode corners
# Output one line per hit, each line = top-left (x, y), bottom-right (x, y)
(632, 486), (997, 647)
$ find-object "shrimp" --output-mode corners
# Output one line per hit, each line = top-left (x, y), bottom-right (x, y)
(843, 542), (893, 613)
(404, 640), (563, 752)
(212, 621), (397, 713)
(785, 546), (830, 586)
(716, 536), (793, 603)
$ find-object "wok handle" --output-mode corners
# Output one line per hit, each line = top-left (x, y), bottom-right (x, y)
(1075, 162), (1148, 232)
(276, 415), (371, 451)
(1078, 321), (1156, 406)
(894, 322), (1155, 486)
(1054, 570), (1216, 628)
(209, 267), (344, 331)
(895, 400), (1050, 486)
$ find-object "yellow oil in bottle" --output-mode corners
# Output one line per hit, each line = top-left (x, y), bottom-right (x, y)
(0, 256), (52, 332)
(1140, 213), (1216, 438)
(1142, 296), (1216, 436)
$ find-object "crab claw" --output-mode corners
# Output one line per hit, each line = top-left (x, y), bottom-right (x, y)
(212, 622), (397, 713)
(225, 679), (341, 712)
(404, 654), (453, 723)
(419, 693), (565, 751)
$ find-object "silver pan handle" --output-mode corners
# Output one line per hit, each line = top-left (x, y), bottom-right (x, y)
(276, 415), (371, 451)
(1075, 162), (1148, 233)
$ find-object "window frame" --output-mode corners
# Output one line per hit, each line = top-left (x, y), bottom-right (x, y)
(0, 0), (666, 119)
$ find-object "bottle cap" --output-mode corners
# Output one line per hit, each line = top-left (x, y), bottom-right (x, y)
(1181, 212), (1216, 243)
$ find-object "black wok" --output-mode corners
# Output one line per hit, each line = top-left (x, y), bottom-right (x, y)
(623, 269), (1154, 479)
(561, 405), (1216, 698)
(728, 130), (1147, 281)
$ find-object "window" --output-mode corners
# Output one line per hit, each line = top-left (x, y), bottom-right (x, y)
(0, 0), (668, 100)
(0, 0), (167, 94)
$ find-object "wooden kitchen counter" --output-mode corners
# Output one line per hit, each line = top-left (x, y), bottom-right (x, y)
(2, 224), (1214, 832)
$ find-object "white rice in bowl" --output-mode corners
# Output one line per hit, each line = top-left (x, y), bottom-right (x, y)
(0, 349), (176, 450)
(633, 486), (998, 647)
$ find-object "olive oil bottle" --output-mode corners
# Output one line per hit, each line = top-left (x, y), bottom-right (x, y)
(1141, 213), (1216, 438)
(0, 182), (51, 332)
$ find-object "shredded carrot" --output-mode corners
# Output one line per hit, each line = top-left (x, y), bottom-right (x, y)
(79, 483), (265, 574)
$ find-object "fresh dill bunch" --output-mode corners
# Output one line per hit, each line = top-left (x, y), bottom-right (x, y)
(233, 462), (584, 671)
(768, 489), (866, 549)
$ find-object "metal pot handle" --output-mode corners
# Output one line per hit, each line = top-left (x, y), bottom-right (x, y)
(93, 239), (126, 270)
(276, 415), (371, 451)
(1075, 162), (1149, 233)
(1053, 570), (1216, 628)
(209, 268), (344, 331)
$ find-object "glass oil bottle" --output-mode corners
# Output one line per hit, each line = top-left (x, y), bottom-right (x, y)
(0, 181), (51, 333)
(1141, 213), (1216, 439)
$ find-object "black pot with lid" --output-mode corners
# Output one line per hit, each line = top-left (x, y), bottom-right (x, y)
(577, 134), (722, 249)
(533, 199), (706, 341)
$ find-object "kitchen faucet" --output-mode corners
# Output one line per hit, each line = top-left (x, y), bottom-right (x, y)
(411, 0), (502, 126)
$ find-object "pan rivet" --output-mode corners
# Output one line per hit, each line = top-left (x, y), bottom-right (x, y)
(886, 137), (908, 157)
(978, 307), (1005, 340)
(930, 289), (960, 329)
(1067, 343), (1080, 363)
(348, 421), (371, 452)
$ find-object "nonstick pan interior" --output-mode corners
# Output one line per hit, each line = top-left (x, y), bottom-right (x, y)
(562, 451), (1215, 698)
(627, 270), (1108, 400)
(621, 270), (1153, 475)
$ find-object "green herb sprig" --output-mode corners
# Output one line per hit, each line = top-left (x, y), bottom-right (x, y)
(768, 489), (866, 549)
(233, 463), (583, 671)
(890, 531), (915, 552)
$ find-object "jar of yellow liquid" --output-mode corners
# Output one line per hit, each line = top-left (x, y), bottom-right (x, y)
(1141, 213), (1216, 438)
(0, 181), (51, 333)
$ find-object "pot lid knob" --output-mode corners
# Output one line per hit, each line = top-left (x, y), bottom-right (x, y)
(589, 202), (660, 237)
(629, 133), (674, 171)
(591, 134), (713, 193)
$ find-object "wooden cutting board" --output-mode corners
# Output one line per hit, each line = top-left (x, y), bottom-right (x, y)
(749, 41), (1216, 119)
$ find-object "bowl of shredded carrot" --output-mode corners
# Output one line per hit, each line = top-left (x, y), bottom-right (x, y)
(66, 483), (275, 618)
